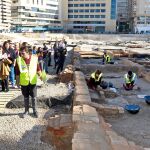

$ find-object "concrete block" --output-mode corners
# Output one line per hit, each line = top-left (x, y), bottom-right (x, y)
(73, 105), (99, 123)
(75, 79), (87, 87)
(72, 139), (102, 150)
(74, 94), (91, 104)
(103, 106), (119, 116)
(75, 85), (89, 95)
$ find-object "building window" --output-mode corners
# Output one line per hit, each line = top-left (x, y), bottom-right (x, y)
(96, 3), (100, 7)
(101, 3), (106, 7)
(74, 15), (78, 18)
(85, 4), (89, 7)
(74, 4), (78, 7)
(90, 9), (95, 12)
(79, 9), (84, 12)
(80, 4), (84, 7)
(68, 4), (73, 7)
(90, 4), (95, 7)
(68, 9), (73, 13)
(85, 15), (89, 18)
(79, 15), (84, 18)
(85, 9), (89, 13)
(101, 9), (106, 12)
(68, 15), (73, 18)
(111, 0), (116, 19)
(95, 15), (100, 18)
(90, 15), (94, 18)
(95, 9), (100, 12)
(74, 10), (78, 13)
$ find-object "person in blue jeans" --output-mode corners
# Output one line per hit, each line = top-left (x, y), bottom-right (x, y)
(3, 41), (17, 88)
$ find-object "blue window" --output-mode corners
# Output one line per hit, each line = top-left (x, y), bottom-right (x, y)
(96, 9), (100, 12)
(79, 15), (84, 18)
(80, 4), (84, 7)
(85, 15), (89, 18)
(85, 4), (89, 7)
(85, 9), (89, 12)
(96, 3), (100, 7)
(74, 4), (78, 7)
(74, 15), (78, 18)
(101, 9), (106, 12)
(68, 9), (73, 13)
(79, 9), (84, 12)
(90, 9), (95, 12)
(95, 15), (100, 18)
(101, 15), (105, 18)
(74, 10), (78, 13)
(101, 3), (106, 7)
(90, 3), (95, 7)
(90, 15), (94, 18)
(68, 4), (73, 7)
(111, 0), (116, 19)
(68, 15), (73, 18)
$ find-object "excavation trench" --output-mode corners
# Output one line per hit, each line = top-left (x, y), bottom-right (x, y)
(81, 55), (150, 147)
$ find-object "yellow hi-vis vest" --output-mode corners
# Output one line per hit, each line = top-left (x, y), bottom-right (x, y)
(91, 72), (103, 82)
(124, 73), (136, 84)
(104, 54), (111, 63)
(17, 55), (38, 86)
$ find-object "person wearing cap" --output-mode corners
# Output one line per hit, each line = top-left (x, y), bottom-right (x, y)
(16, 46), (43, 118)
(87, 70), (103, 90)
(102, 51), (111, 64)
(123, 71), (137, 90)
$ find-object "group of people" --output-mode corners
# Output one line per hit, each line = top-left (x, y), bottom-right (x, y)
(88, 70), (137, 91)
(0, 39), (67, 118)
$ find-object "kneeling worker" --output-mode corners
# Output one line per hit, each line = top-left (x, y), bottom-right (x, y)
(123, 71), (137, 90)
(103, 51), (111, 64)
(88, 70), (103, 90)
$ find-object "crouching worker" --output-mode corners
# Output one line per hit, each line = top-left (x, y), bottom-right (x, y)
(16, 46), (43, 118)
(123, 71), (137, 90)
(102, 51), (114, 64)
(87, 70), (103, 90)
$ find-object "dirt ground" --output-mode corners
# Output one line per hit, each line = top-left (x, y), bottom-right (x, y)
(81, 58), (150, 148)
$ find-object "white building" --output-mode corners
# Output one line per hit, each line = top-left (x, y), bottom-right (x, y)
(0, 0), (12, 31)
(11, 0), (62, 32)
(130, 0), (150, 33)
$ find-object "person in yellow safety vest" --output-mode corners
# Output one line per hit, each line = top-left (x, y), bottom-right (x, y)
(123, 71), (137, 90)
(16, 46), (43, 118)
(102, 51), (111, 64)
(88, 70), (103, 90)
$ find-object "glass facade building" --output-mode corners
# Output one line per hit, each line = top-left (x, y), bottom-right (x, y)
(11, 0), (62, 32)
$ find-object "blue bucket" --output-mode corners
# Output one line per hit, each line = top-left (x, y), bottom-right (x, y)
(144, 96), (150, 105)
(125, 104), (140, 114)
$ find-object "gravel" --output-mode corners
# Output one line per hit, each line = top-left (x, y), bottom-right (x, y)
(0, 108), (54, 150)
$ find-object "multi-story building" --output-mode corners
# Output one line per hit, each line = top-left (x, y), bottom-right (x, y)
(0, 0), (12, 31)
(61, 0), (117, 33)
(117, 0), (129, 32)
(129, 0), (150, 33)
(11, 0), (62, 32)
